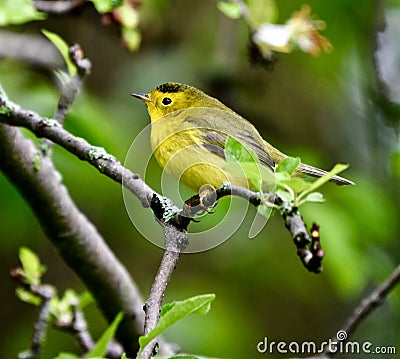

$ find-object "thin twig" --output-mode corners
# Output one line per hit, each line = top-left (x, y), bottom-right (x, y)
(43, 44), (91, 155)
(183, 183), (324, 273)
(53, 44), (91, 124)
(0, 89), (154, 208)
(308, 262), (400, 359)
(326, 262), (400, 358)
(138, 196), (189, 358)
(18, 285), (55, 359)
(140, 224), (189, 358)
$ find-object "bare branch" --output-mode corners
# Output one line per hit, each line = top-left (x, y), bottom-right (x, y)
(53, 43), (91, 124)
(32, 0), (85, 14)
(18, 285), (55, 359)
(140, 222), (188, 358)
(306, 262), (400, 359)
(183, 183), (324, 273)
(329, 262), (400, 356)
(0, 90), (154, 208)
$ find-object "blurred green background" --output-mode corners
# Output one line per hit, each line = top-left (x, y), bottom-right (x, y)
(1, 0), (400, 358)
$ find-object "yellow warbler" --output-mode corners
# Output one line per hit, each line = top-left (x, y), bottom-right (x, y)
(132, 82), (353, 191)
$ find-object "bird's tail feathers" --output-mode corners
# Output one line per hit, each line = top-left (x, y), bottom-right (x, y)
(298, 163), (354, 186)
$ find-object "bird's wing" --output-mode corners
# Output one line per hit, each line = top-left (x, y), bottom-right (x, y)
(183, 110), (275, 171)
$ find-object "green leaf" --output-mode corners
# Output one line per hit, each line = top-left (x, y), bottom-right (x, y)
(122, 27), (142, 52)
(279, 177), (310, 194)
(297, 163), (350, 202)
(51, 289), (80, 322)
(19, 247), (45, 286)
(41, 29), (77, 77)
(86, 312), (124, 358)
(257, 202), (272, 217)
(276, 189), (294, 203)
(224, 136), (270, 191)
(274, 171), (291, 183)
(223, 162), (274, 191)
(276, 157), (301, 175)
(79, 291), (95, 309)
(0, 0), (46, 26)
(304, 192), (325, 203)
(138, 294), (216, 353)
(246, 0), (278, 27)
(16, 288), (41, 306)
(89, 0), (123, 13)
(224, 136), (259, 164)
(54, 353), (80, 359)
(217, 1), (242, 19)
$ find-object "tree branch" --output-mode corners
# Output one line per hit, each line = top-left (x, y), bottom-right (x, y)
(32, 0), (85, 14)
(0, 86), (323, 359)
(140, 219), (189, 358)
(18, 285), (55, 359)
(0, 123), (145, 356)
(307, 262), (400, 359)
(328, 262), (400, 357)
(183, 183), (324, 273)
(0, 88), (154, 208)
(53, 43), (91, 124)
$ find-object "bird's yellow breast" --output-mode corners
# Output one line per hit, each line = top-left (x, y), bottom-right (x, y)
(150, 117), (246, 191)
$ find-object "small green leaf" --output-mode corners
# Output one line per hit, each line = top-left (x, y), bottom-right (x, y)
(224, 162), (273, 191)
(54, 353), (80, 359)
(51, 289), (80, 323)
(42, 29), (76, 77)
(19, 247), (45, 286)
(89, 0), (122, 13)
(224, 136), (270, 191)
(276, 157), (301, 175)
(0, 0), (46, 26)
(257, 202), (273, 217)
(138, 294), (216, 353)
(274, 171), (291, 183)
(16, 288), (41, 306)
(276, 189), (294, 203)
(304, 191), (325, 203)
(224, 136), (259, 164)
(86, 312), (124, 358)
(246, 0), (278, 27)
(54, 70), (72, 88)
(304, 192), (325, 203)
(122, 27), (142, 52)
(79, 291), (95, 309)
(217, 1), (242, 19)
(280, 177), (310, 194)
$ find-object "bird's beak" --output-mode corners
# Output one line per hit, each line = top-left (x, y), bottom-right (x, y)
(131, 92), (151, 102)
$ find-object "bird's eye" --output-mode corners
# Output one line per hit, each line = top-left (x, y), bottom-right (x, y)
(162, 97), (172, 106)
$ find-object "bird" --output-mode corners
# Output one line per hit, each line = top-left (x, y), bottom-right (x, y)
(132, 82), (354, 192)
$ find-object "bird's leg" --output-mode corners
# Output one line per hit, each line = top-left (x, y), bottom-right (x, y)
(182, 185), (219, 220)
